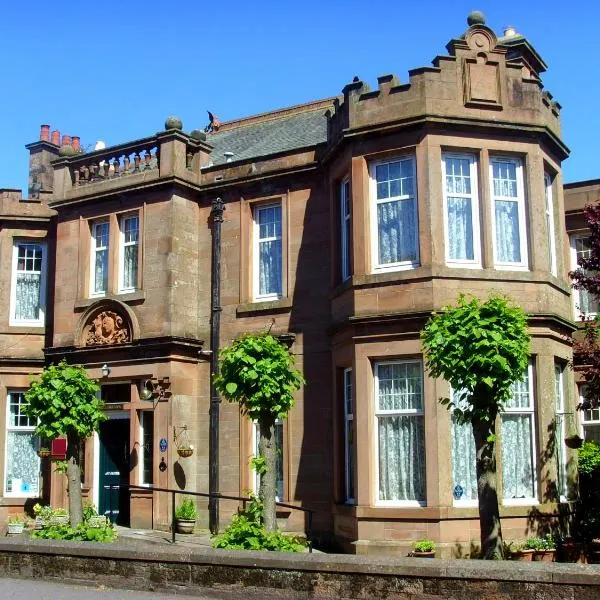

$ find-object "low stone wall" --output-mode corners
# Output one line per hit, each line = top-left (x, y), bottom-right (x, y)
(0, 538), (599, 599)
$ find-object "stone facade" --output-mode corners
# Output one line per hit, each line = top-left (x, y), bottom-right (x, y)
(0, 13), (584, 556)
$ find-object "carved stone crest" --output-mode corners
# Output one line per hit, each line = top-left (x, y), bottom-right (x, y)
(84, 310), (130, 346)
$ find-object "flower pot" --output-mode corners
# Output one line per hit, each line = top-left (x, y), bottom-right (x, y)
(87, 515), (108, 528)
(37, 449), (51, 458)
(411, 551), (435, 558)
(176, 518), (195, 534)
(533, 549), (556, 562)
(558, 542), (586, 563)
(564, 435), (584, 449)
(510, 549), (535, 561)
(7, 523), (25, 535)
(177, 447), (194, 458)
(34, 517), (46, 530)
(50, 515), (69, 526)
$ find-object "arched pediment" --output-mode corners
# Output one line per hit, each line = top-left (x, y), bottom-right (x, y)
(76, 299), (139, 347)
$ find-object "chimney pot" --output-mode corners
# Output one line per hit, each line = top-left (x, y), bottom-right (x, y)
(40, 125), (50, 142)
(71, 136), (81, 151)
(62, 134), (71, 147)
(51, 130), (60, 146)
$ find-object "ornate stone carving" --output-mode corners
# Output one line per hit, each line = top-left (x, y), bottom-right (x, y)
(84, 310), (130, 346)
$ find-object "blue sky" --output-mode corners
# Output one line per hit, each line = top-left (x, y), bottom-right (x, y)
(0, 1), (596, 192)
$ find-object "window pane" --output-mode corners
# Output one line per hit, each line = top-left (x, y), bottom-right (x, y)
(15, 273), (41, 320)
(123, 244), (138, 290)
(377, 199), (417, 264)
(452, 413), (477, 501)
(505, 370), (531, 410)
(495, 200), (521, 263)
(259, 239), (282, 296)
(446, 157), (471, 195)
(95, 249), (108, 293)
(124, 217), (139, 243)
(502, 414), (535, 499)
(5, 431), (39, 495)
(447, 197), (474, 261)
(492, 161), (517, 197)
(377, 362), (422, 411)
(575, 237), (600, 316)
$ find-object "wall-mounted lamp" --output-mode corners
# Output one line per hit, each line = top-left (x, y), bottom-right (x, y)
(140, 379), (154, 401)
(101, 364), (111, 378)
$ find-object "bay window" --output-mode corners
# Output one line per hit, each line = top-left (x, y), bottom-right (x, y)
(371, 157), (419, 271)
(375, 360), (425, 504)
(119, 214), (139, 292)
(580, 385), (600, 443)
(254, 203), (282, 300)
(10, 241), (47, 326)
(91, 221), (109, 296)
(343, 368), (354, 503)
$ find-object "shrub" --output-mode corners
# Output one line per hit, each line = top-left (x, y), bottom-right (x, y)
(175, 498), (197, 520)
(31, 522), (117, 543)
(579, 441), (600, 474)
(413, 539), (436, 553)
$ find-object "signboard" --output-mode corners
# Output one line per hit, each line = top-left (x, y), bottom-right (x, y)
(159, 438), (168, 452)
(51, 438), (67, 460)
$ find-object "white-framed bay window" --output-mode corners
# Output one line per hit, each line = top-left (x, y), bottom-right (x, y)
(90, 220), (110, 296)
(374, 360), (425, 505)
(119, 214), (139, 292)
(554, 362), (568, 500)
(252, 420), (284, 500)
(4, 391), (40, 497)
(450, 389), (477, 505)
(9, 240), (47, 327)
(501, 362), (537, 504)
(545, 172), (558, 276)
(570, 235), (600, 319)
(253, 203), (283, 300)
(343, 368), (354, 503)
(370, 156), (419, 272)
(139, 411), (154, 486)
(442, 153), (481, 267)
(490, 157), (528, 270)
(340, 178), (351, 281)
(580, 385), (600, 443)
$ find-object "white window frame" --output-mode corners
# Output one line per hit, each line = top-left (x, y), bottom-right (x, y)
(118, 214), (140, 293)
(554, 363), (568, 501)
(580, 385), (600, 442)
(9, 240), (47, 327)
(139, 410), (153, 487)
(545, 172), (557, 277)
(251, 419), (284, 501)
(343, 367), (354, 503)
(501, 362), (538, 505)
(340, 178), (351, 281)
(90, 220), (110, 297)
(442, 153), (481, 268)
(374, 359), (425, 507)
(4, 390), (40, 498)
(489, 156), (529, 271)
(570, 234), (599, 320)
(253, 203), (283, 301)
(369, 156), (419, 273)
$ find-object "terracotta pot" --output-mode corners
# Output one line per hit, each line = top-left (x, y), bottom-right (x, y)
(533, 550), (556, 562)
(176, 518), (195, 534)
(411, 551), (435, 558)
(511, 549), (535, 561)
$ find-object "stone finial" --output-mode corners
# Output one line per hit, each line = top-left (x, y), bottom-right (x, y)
(190, 129), (207, 141)
(164, 116), (183, 131)
(467, 10), (486, 26)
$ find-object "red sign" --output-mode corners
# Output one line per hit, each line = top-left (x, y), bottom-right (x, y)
(51, 438), (67, 460)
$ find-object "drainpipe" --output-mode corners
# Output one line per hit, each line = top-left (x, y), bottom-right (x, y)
(209, 197), (224, 534)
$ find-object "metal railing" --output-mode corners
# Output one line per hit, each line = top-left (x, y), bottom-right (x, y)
(107, 483), (314, 552)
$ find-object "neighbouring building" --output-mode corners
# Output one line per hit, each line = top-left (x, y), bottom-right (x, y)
(0, 12), (583, 556)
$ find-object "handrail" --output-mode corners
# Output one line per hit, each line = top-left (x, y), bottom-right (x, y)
(107, 483), (314, 552)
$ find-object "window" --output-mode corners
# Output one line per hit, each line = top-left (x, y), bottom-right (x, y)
(139, 411), (154, 486)
(10, 241), (47, 326)
(570, 235), (600, 319)
(490, 157), (528, 269)
(254, 204), (282, 300)
(580, 385), (600, 443)
(343, 368), (354, 503)
(4, 391), (40, 497)
(371, 157), (419, 271)
(340, 178), (351, 281)
(442, 153), (481, 267)
(253, 420), (284, 500)
(545, 173), (557, 276)
(450, 389), (477, 504)
(119, 215), (139, 292)
(91, 221), (109, 296)
(501, 363), (537, 503)
(554, 363), (568, 500)
(375, 360), (425, 504)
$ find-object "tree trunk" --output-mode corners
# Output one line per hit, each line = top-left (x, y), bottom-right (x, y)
(258, 418), (277, 533)
(472, 417), (504, 559)
(66, 432), (83, 527)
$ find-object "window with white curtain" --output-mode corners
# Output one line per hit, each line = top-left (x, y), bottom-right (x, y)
(4, 391), (40, 497)
(119, 214), (139, 292)
(375, 360), (425, 505)
(10, 241), (47, 326)
(91, 221), (109, 296)
(570, 235), (600, 319)
(580, 385), (600, 443)
(254, 204), (282, 300)
(450, 389), (477, 504)
(442, 153), (481, 267)
(545, 173), (557, 276)
(340, 178), (351, 281)
(490, 157), (528, 270)
(252, 420), (284, 500)
(554, 363), (568, 500)
(343, 368), (354, 503)
(370, 157), (419, 271)
(501, 363), (537, 503)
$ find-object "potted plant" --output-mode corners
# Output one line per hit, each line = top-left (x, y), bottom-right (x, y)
(175, 498), (197, 534)
(7, 514), (26, 535)
(37, 447), (51, 458)
(411, 539), (436, 558)
(565, 434), (584, 449)
(508, 540), (535, 561)
(525, 535), (556, 562)
(177, 444), (194, 458)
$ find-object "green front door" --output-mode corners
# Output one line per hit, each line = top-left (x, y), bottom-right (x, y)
(98, 418), (130, 525)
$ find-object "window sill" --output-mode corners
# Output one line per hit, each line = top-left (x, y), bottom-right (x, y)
(236, 297), (292, 317)
(75, 290), (146, 310)
(7, 325), (45, 334)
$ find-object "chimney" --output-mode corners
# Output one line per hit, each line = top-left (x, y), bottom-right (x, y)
(50, 130), (60, 146)
(71, 136), (81, 151)
(40, 125), (50, 142)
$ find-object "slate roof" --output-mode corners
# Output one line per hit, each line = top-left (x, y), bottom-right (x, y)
(205, 107), (330, 166)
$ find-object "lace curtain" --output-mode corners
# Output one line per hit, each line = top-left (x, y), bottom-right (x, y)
(451, 415), (477, 501)
(15, 273), (40, 320)
(95, 249), (108, 293)
(445, 156), (474, 261)
(123, 244), (138, 290)
(492, 160), (521, 263)
(377, 200), (417, 264)
(258, 206), (282, 297)
(5, 431), (39, 495)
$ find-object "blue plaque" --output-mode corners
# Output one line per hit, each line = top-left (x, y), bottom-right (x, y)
(453, 484), (464, 500)
(159, 438), (168, 452)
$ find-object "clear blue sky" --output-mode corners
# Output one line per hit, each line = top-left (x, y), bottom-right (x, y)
(1, 1), (596, 193)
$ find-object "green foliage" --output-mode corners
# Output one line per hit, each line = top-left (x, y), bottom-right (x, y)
(33, 504), (67, 520)
(214, 332), (305, 421)
(523, 534), (556, 551)
(7, 514), (26, 525)
(578, 441), (600, 474)
(421, 295), (530, 421)
(175, 498), (197, 520)
(413, 539), (436, 553)
(250, 455), (267, 476)
(24, 360), (106, 441)
(83, 503), (99, 521)
(31, 523), (117, 543)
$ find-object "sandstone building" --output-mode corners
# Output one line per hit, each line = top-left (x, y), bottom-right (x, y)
(0, 13), (581, 556)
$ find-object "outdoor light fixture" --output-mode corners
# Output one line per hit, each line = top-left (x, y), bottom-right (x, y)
(140, 379), (154, 401)
(101, 364), (111, 378)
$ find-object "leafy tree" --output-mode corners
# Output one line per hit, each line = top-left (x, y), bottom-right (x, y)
(421, 295), (530, 559)
(214, 332), (304, 532)
(25, 360), (106, 527)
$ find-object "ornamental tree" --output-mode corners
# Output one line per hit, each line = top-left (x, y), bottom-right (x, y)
(25, 360), (106, 527)
(214, 332), (305, 532)
(421, 295), (530, 559)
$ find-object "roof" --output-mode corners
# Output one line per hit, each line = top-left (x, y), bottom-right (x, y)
(205, 107), (330, 167)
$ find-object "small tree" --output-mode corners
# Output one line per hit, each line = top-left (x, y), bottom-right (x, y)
(214, 332), (304, 532)
(421, 295), (530, 559)
(25, 360), (106, 526)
